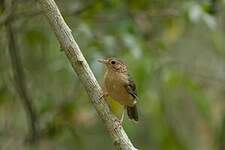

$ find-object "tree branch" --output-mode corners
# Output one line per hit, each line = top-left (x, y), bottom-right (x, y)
(4, 0), (39, 143)
(36, 0), (138, 149)
(7, 25), (39, 143)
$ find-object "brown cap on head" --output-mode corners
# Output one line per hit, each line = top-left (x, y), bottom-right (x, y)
(98, 58), (125, 65)
(98, 57), (127, 72)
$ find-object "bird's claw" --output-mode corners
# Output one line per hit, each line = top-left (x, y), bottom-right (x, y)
(113, 118), (122, 131)
(99, 92), (109, 100)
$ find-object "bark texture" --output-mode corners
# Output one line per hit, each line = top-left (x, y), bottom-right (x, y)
(36, 0), (138, 149)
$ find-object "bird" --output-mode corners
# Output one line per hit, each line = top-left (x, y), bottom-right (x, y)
(98, 57), (138, 122)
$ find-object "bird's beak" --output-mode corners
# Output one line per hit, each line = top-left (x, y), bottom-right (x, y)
(97, 59), (108, 64)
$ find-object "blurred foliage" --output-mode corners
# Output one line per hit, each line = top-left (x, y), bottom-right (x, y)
(0, 0), (225, 149)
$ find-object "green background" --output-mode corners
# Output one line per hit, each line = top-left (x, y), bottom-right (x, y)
(0, 0), (225, 149)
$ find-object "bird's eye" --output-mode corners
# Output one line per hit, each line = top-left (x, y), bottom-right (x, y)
(111, 60), (116, 65)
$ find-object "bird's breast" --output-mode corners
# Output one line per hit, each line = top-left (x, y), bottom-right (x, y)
(104, 71), (134, 106)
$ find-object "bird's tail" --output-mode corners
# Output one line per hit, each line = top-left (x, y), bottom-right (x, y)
(127, 105), (138, 122)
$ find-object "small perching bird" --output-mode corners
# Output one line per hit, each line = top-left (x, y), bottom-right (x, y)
(98, 57), (139, 122)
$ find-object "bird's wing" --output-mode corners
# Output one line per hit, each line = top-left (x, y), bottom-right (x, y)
(124, 74), (138, 100)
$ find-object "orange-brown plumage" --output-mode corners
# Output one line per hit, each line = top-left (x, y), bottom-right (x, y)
(98, 57), (138, 122)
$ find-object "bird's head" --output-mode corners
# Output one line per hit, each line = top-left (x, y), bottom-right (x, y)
(98, 57), (127, 73)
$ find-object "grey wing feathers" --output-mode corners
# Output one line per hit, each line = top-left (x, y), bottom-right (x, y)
(125, 74), (138, 99)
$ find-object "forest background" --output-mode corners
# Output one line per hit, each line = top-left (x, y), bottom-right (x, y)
(0, 0), (225, 150)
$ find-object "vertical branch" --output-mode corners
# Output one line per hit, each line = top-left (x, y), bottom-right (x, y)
(36, 0), (138, 149)
(4, 0), (39, 143)
(6, 22), (39, 144)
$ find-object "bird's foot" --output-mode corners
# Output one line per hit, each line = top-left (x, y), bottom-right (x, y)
(120, 109), (125, 124)
(99, 92), (109, 100)
(113, 118), (122, 131)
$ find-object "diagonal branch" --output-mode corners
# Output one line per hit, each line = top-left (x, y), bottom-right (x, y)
(36, 0), (138, 149)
